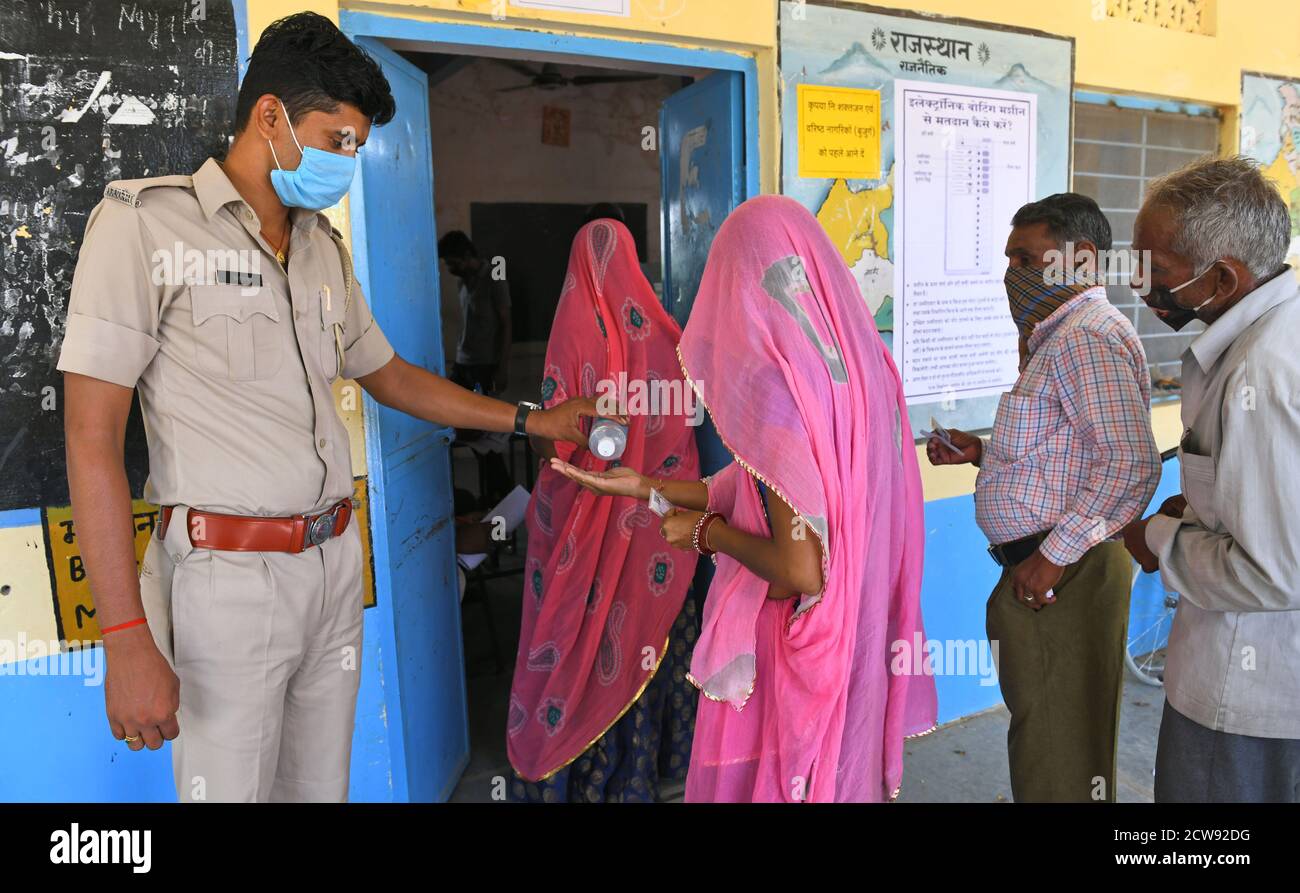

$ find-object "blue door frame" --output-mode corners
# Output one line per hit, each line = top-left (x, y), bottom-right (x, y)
(341, 9), (761, 801)
(349, 37), (467, 802)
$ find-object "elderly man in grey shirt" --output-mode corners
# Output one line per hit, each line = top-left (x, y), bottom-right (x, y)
(1124, 155), (1300, 802)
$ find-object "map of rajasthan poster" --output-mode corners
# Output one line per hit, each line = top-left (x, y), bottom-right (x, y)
(1241, 72), (1300, 275)
(779, 0), (1072, 432)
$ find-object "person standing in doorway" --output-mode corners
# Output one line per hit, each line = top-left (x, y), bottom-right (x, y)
(506, 218), (700, 802)
(929, 193), (1160, 802)
(58, 12), (598, 803)
(439, 230), (512, 396)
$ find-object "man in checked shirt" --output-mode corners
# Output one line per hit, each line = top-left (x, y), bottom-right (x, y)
(929, 193), (1160, 802)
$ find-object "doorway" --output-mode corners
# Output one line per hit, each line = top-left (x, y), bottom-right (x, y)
(342, 11), (757, 802)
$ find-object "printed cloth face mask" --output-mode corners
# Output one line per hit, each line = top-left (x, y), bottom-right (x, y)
(1003, 263), (1095, 340)
(268, 99), (357, 210)
(1146, 263), (1219, 331)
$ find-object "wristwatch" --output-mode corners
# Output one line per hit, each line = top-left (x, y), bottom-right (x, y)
(515, 401), (541, 436)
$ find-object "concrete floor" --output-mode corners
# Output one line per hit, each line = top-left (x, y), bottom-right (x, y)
(450, 560), (1166, 803)
(895, 678), (1164, 802)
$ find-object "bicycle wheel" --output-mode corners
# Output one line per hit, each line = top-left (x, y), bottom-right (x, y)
(1126, 561), (1178, 687)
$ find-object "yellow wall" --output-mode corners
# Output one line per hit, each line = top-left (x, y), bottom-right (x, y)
(863, 0), (1300, 105)
(250, 0), (1299, 189)
(857, 0), (1300, 157)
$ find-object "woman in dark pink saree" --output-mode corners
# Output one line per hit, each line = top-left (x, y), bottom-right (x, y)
(555, 196), (937, 801)
(507, 218), (701, 802)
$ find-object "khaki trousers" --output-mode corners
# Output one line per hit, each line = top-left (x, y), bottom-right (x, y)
(139, 509), (364, 802)
(985, 540), (1130, 802)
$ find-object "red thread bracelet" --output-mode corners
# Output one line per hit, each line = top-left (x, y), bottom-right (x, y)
(101, 617), (147, 636)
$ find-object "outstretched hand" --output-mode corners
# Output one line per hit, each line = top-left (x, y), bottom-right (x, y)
(550, 459), (648, 499)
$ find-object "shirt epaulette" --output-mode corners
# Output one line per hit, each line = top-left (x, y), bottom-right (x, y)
(103, 175), (195, 208)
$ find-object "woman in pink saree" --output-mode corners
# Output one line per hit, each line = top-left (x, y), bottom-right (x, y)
(555, 195), (937, 801)
(507, 217), (701, 801)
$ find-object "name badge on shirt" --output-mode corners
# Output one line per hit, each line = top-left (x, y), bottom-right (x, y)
(213, 268), (263, 289)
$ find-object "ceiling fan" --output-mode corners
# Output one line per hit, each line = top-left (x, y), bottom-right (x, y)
(491, 59), (659, 92)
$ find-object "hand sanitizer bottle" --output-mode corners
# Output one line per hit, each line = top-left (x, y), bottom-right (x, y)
(588, 418), (628, 461)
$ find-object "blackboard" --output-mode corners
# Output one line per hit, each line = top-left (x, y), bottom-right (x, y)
(469, 201), (649, 344)
(0, 0), (238, 510)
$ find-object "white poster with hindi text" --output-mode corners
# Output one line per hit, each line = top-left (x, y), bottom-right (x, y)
(893, 79), (1036, 403)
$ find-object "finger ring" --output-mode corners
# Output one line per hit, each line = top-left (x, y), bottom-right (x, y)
(1023, 595), (1035, 602)
(124, 735), (139, 742)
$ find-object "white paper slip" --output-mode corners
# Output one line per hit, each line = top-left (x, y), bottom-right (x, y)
(458, 552), (488, 571)
(485, 485), (531, 535)
(648, 487), (673, 517)
(456, 485), (532, 572)
(921, 416), (960, 453)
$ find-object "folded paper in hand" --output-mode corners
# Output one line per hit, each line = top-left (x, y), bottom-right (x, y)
(648, 488), (673, 517)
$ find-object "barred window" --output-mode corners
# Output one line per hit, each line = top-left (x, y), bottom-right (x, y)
(1072, 99), (1221, 395)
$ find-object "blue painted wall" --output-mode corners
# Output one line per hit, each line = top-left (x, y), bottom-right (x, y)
(0, 612), (392, 801)
(921, 454), (1182, 723)
(1, 455), (1181, 800)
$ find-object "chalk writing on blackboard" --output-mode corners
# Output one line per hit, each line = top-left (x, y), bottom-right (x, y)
(0, 0), (238, 510)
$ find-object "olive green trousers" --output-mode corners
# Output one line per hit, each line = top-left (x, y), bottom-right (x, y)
(986, 541), (1131, 803)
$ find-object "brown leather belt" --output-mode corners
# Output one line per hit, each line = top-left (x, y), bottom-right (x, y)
(158, 499), (353, 553)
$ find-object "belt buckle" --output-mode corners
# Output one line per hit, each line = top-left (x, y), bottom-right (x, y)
(306, 506), (338, 547)
(987, 543), (1005, 568)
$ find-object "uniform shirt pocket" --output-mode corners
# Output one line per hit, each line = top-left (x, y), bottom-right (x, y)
(1179, 448), (1220, 531)
(189, 284), (283, 381)
(318, 283), (346, 381)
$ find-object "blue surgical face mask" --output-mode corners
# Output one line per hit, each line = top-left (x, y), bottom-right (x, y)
(268, 99), (356, 210)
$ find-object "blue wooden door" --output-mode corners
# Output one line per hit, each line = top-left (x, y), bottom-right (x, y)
(350, 38), (468, 802)
(660, 71), (746, 330)
(660, 71), (746, 476)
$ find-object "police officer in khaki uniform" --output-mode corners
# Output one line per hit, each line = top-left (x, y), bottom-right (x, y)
(58, 13), (597, 802)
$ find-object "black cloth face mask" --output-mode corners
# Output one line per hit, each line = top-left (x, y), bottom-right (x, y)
(1146, 264), (1218, 331)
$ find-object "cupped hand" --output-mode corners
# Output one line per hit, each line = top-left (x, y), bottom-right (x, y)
(550, 459), (648, 499)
